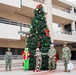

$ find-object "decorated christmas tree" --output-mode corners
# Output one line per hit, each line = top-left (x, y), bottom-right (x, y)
(27, 4), (51, 70)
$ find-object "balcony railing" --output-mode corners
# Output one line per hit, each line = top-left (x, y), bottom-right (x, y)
(33, 0), (46, 4)
(0, 55), (23, 60)
(0, 17), (30, 28)
(54, 30), (72, 35)
(52, 4), (71, 13)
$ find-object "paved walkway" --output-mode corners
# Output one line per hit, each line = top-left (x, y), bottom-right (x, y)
(0, 60), (76, 75)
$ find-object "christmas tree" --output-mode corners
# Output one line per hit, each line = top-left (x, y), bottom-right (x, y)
(27, 4), (51, 70)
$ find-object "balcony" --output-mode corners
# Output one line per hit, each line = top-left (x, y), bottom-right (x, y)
(52, 5), (76, 24)
(0, 17), (30, 40)
(53, 30), (76, 42)
(0, 0), (20, 8)
(33, 0), (46, 4)
(20, 0), (47, 18)
(0, 0), (21, 14)
(52, 4), (71, 14)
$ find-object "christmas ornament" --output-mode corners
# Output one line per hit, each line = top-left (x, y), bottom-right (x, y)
(39, 36), (42, 38)
(41, 18), (43, 20)
(38, 11), (41, 14)
(37, 42), (40, 47)
(45, 44), (47, 46)
(36, 9), (38, 11)
(36, 31), (38, 33)
(36, 20), (38, 23)
(30, 26), (32, 28)
(36, 4), (42, 9)
(30, 34), (32, 37)
(44, 28), (50, 37)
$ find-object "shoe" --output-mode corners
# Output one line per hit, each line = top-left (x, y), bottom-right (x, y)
(9, 69), (12, 71)
(68, 70), (70, 72)
(63, 70), (67, 72)
(6, 69), (8, 71)
(49, 69), (52, 71)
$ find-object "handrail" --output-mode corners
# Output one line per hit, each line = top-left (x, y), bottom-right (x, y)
(0, 17), (30, 28)
(33, 0), (46, 4)
(54, 30), (72, 35)
(0, 55), (23, 60)
(52, 4), (71, 13)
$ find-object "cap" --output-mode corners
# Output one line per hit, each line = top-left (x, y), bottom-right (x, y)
(50, 44), (54, 47)
(7, 48), (11, 50)
(63, 42), (67, 46)
(36, 48), (39, 51)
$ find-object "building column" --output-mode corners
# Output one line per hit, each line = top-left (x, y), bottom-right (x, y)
(70, 7), (74, 14)
(71, 21), (75, 35)
(61, 25), (64, 32)
(46, 0), (54, 43)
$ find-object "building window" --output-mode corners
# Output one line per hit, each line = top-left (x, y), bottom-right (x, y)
(58, 24), (61, 27)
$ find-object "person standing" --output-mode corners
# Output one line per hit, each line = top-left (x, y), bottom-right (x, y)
(34, 48), (42, 72)
(22, 48), (30, 70)
(62, 44), (72, 72)
(5, 48), (13, 71)
(48, 44), (56, 71)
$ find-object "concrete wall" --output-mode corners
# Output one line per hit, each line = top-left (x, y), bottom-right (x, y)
(0, 0), (21, 8)
(0, 12), (31, 24)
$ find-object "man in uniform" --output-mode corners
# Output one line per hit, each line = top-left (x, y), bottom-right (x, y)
(62, 44), (71, 72)
(5, 48), (13, 71)
(48, 44), (56, 71)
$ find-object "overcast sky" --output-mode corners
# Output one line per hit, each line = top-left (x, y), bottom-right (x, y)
(66, 0), (76, 4)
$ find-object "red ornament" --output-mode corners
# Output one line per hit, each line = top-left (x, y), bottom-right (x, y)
(44, 28), (50, 37)
(39, 36), (42, 38)
(36, 4), (42, 9)
(37, 42), (40, 47)
(38, 11), (41, 14)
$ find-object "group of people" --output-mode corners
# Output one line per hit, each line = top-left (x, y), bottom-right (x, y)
(4, 43), (71, 72)
(35, 44), (72, 72)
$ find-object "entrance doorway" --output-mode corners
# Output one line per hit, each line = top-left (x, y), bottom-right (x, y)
(71, 51), (76, 60)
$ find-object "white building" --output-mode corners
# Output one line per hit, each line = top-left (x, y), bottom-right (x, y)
(0, 0), (76, 59)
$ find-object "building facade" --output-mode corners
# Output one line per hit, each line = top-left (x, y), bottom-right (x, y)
(0, 0), (76, 59)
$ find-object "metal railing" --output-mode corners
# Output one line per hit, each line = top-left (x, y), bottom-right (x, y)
(52, 4), (71, 13)
(0, 17), (30, 28)
(0, 55), (23, 60)
(33, 0), (45, 4)
(54, 30), (72, 35)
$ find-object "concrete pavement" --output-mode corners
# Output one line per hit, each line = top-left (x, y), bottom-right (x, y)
(0, 60), (76, 75)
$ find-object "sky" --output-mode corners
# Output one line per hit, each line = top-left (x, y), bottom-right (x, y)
(66, 0), (76, 4)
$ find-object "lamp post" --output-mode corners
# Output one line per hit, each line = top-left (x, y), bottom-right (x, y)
(18, 25), (30, 47)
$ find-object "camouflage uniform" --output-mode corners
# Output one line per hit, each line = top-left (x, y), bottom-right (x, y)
(5, 50), (12, 71)
(48, 48), (56, 70)
(62, 46), (71, 72)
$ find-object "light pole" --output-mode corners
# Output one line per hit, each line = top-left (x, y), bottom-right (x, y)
(18, 25), (30, 47)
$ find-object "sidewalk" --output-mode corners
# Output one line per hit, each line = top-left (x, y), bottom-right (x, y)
(0, 60), (76, 75)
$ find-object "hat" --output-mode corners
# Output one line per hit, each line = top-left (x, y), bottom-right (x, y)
(63, 44), (66, 46)
(50, 44), (54, 47)
(7, 48), (11, 50)
(63, 42), (67, 46)
(36, 48), (39, 51)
